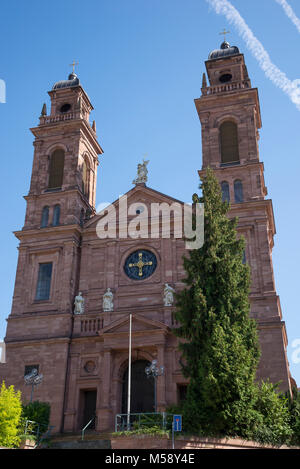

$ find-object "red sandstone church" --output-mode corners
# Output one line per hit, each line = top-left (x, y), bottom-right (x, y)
(0, 41), (295, 433)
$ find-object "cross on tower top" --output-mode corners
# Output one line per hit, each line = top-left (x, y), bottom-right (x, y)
(69, 60), (79, 73)
(219, 28), (230, 42)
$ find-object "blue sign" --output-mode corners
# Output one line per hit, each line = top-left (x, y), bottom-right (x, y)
(173, 414), (182, 432)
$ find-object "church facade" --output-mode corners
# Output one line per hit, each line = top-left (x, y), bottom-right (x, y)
(0, 41), (294, 434)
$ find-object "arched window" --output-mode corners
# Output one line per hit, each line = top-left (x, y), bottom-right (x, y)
(41, 206), (49, 228)
(220, 121), (239, 164)
(48, 149), (65, 189)
(82, 158), (90, 198)
(52, 204), (60, 226)
(234, 180), (244, 203)
(221, 181), (230, 203)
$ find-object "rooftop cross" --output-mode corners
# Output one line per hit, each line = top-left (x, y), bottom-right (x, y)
(219, 28), (230, 42)
(69, 60), (79, 73)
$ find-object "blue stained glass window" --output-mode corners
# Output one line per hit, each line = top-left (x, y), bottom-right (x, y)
(124, 250), (157, 280)
(35, 263), (53, 300)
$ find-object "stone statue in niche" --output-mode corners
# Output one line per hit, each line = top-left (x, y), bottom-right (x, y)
(163, 283), (175, 306)
(103, 288), (114, 311)
(74, 292), (84, 314)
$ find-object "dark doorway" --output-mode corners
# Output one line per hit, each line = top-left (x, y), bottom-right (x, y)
(82, 390), (97, 429)
(122, 360), (154, 414)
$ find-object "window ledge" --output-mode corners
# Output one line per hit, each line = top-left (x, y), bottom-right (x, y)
(220, 161), (240, 167)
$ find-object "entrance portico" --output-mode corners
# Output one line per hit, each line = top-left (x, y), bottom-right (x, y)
(95, 313), (170, 431)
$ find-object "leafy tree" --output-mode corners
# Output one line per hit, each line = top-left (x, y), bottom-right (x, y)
(0, 381), (22, 448)
(174, 167), (269, 440)
(173, 168), (297, 444)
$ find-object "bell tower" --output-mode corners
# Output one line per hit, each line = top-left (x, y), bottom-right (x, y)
(7, 71), (103, 321)
(24, 71), (103, 230)
(195, 41), (292, 392)
(2, 71), (104, 430)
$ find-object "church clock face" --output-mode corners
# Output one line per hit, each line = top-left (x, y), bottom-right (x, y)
(124, 250), (157, 280)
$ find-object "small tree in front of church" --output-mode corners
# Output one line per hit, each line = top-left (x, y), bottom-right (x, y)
(173, 168), (267, 439)
(0, 381), (22, 448)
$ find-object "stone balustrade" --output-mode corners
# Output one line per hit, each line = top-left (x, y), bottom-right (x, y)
(80, 316), (104, 334)
(39, 111), (81, 125)
(202, 80), (251, 96)
(72, 314), (105, 336)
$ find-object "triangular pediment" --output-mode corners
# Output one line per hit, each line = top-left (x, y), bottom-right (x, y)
(85, 184), (185, 230)
(98, 313), (170, 336)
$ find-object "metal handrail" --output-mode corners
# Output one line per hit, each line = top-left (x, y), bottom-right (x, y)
(81, 415), (96, 440)
(23, 419), (54, 448)
(34, 425), (55, 449)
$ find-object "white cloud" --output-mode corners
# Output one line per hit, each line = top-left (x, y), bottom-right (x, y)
(205, 0), (300, 111)
(274, 0), (300, 34)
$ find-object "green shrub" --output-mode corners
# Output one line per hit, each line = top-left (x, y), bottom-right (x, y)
(251, 381), (292, 446)
(22, 401), (50, 426)
(21, 400), (51, 435)
(113, 425), (170, 437)
(287, 387), (300, 445)
(0, 381), (22, 448)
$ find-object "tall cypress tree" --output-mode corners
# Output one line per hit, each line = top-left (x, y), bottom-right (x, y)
(174, 167), (261, 437)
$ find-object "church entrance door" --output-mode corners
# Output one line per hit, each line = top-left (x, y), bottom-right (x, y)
(122, 360), (155, 414)
(82, 390), (97, 429)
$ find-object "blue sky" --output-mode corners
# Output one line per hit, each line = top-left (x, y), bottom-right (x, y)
(0, 0), (299, 385)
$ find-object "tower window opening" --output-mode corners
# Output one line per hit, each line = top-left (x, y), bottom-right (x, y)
(221, 181), (230, 203)
(41, 206), (49, 228)
(220, 121), (239, 164)
(60, 103), (71, 113)
(234, 180), (244, 203)
(48, 149), (65, 189)
(82, 158), (90, 199)
(219, 73), (232, 83)
(53, 204), (60, 226)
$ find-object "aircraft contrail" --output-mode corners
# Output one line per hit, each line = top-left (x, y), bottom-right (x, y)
(274, 0), (300, 34)
(205, 0), (300, 111)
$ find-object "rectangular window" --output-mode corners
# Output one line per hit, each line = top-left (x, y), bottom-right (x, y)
(35, 263), (52, 301)
(177, 384), (187, 403)
(24, 365), (39, 376)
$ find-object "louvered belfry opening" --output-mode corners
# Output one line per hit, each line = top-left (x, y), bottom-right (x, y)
(48, 149), (65, 189)
(220, 121), (239, 164)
